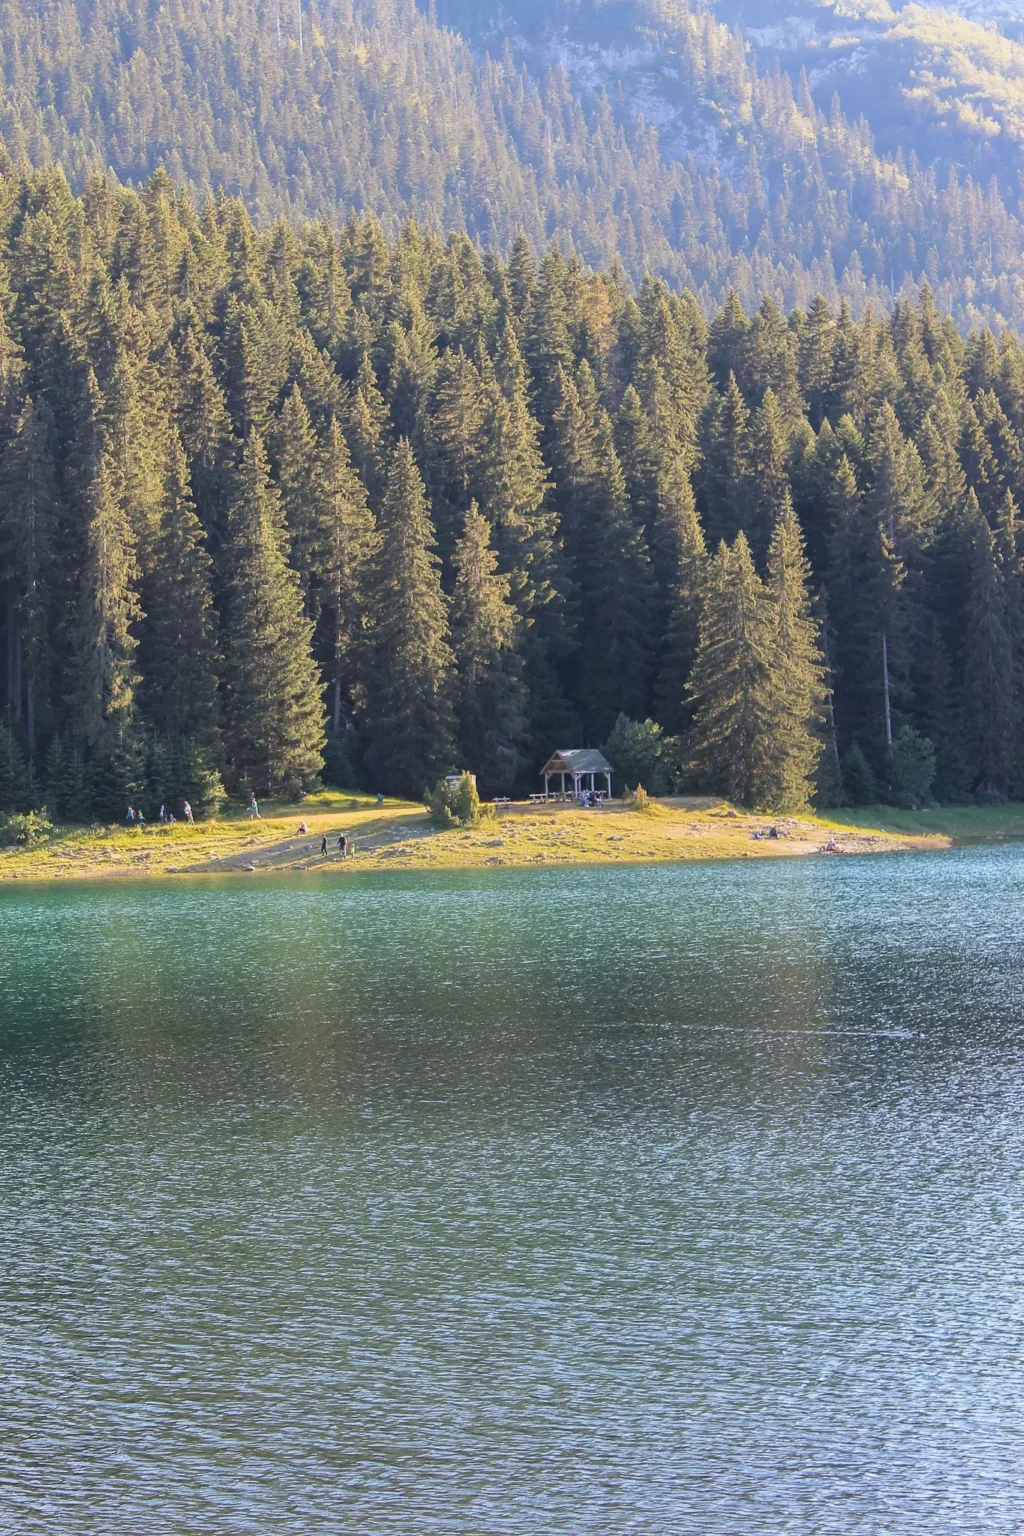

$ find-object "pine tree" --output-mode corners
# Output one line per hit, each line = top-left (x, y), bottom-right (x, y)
(450, 505), (526, 792)
(961, 494), (1015, 796)
(66, 448), (143, 746)
(654, 458), (708, 736)
(702, 374), (749, 550)
(219, 430), (325, 796)
(743, 387), (790, 566)
(362, 439), (454, 797)
(0, 397), (58, 746)
(687, 533), (781, 808)
(139, 432), (219, 747)
(275, 384), (322, 607)
(763, 493), (825, 807)
(319, 416), (378, 738)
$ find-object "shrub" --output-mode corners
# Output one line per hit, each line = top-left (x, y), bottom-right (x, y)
(0, 808), (54, 846)
(427, 772), (494, 828)
(602, 714), (669, 795)
(625, 784), (655, 813)
(886, 726), (936, 809)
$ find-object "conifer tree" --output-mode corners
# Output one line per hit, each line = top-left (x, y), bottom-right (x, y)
(0, 397), (58, 745)
(362, 439), (454, 796)
(763, 493), (825, 807)
(219, 430), (325, 796)
(67, 448), (143, 746)
(687, 534), (780, 807)
(654, 458), (708, 735)
(275, 384), (322, 605)
(139, 432), (219, 747)
(702, 374), (749, 550)
(319, 417), (379, 738)
(743, 387), (790, 566)
(450, 505), (526, 792)
(961, 494), (1015, 795)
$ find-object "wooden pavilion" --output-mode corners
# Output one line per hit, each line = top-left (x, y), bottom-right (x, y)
(540, 749), (613, 801)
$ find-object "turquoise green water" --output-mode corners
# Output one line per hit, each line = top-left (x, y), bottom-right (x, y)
(1, 850), (1023, 1533)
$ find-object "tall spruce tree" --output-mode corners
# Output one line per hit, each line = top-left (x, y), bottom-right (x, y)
(139, 431), (219, 747)
(362, 439), (454, 796)
(0, 396), (58, 745)
(319, 416), (378, 737)
(763, 492), (825, 808)
(961, 493), (1015, 795)
(219, 430), (324, 796)
(450, 504), (526, 792)
(687, 533), (781, 808)
(67, 447), (143, 747)
(654, 458), (708, 736)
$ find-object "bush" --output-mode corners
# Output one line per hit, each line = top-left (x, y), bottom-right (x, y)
(0, 808), (53, 846)
(886, 726), (936, 809)
(625, 784), (655, 813)
(602, 714), (669, 795)
(427, 772), (493, 828)
(841, 743), (877, 806)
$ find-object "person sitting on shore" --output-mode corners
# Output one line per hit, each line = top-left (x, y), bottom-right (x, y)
(825, 835), (838, 853)
(298, 820), (308, 835)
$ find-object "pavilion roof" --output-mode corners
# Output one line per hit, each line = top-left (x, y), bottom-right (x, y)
(541, 749), (613, 776)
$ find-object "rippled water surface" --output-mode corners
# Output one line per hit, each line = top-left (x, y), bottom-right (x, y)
(2, 850), (1023, 1533)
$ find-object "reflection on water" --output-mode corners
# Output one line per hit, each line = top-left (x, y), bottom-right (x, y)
(1, 850), (1023, 1533)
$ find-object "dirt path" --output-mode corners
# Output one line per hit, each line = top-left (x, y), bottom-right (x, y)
(183, 814), (433, 874)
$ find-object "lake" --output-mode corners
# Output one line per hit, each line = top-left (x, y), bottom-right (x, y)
(1, 849), (1023, 1534)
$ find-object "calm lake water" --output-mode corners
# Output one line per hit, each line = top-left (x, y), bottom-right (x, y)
(1, 849), (1023, 1534)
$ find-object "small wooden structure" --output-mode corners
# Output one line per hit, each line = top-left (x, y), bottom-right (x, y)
(540, 749), (613, 801)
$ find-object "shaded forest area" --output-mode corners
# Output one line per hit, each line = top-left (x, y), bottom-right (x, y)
(2, 164), (1024, 819)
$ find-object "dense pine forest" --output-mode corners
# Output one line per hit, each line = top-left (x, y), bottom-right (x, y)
(2, 161), (1024, 818)
(4, 0), (1024, 332)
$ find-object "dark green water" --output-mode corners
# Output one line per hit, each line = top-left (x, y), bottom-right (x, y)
(2, 850), (1023, 1534)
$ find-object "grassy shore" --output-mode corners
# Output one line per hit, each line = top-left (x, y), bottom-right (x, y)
(0, 791), (975, 883)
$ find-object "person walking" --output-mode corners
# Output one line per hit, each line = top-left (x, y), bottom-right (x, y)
(137, 806), (146, 827)
(321, 834), (328, 857)
(126, 806), (135, 825)
(249, 794), (260, 820)
(338, 834), (348, 857)
(158, 804), (167, 824)
(183, 800), (194, 824)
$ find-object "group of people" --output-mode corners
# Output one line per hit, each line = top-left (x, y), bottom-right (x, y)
(126, 801), (193, 826)
(318, 831), (351, 858)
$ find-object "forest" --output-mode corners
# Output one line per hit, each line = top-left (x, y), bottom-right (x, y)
(3, 0), (1024, 333)
(2, 159), (1024, 819)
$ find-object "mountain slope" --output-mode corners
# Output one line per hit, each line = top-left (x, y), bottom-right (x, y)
(0, 0), (1022, 327)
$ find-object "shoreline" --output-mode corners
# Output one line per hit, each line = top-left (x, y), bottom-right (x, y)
(0, 793), (978, 885)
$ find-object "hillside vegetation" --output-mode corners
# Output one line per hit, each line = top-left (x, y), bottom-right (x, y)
(1, 0), (1024, 328)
